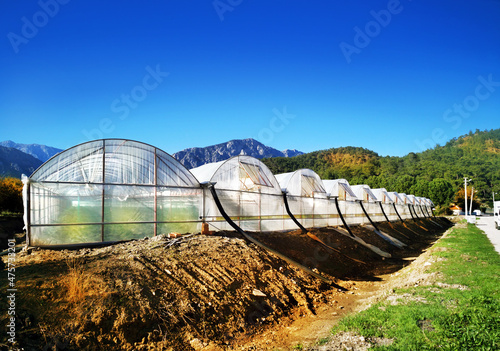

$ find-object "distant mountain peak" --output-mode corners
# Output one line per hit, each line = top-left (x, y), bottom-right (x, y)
(0, 141), (62, 162)
(0, 145), (43, 178)
(173, 138), (303, 168)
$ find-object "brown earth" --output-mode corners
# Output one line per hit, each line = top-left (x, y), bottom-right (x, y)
(0, 217), (453, 351)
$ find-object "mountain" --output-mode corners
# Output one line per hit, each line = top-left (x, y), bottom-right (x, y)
(0, 140), (62, 162)
(262, 129), (500, 209)
(173, 138), (304, 169)
(0, 146), (43, 178)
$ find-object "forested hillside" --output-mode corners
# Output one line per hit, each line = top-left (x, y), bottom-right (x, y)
(263, 129), (500, 212)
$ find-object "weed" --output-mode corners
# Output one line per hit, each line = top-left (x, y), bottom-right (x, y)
(317, 337), (330, 345)
(62, 257), (111, 303)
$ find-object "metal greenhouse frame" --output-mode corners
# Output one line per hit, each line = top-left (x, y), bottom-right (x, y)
(23, 139), (203, 247)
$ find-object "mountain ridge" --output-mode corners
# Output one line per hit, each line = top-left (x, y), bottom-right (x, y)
(0, 146), (43, 178)
(172, 138), (303, 169)
(0, 140), (62, 162)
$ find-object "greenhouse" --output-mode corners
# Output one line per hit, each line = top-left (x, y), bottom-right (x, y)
(190, 156), (292, 232)
(322, 178), (362, 226)
(406, 195), (422, 218)
(24, 139), (203, 247)
(398, 193), (416, 219)
(371, 188), (398, 222)
(385, 191), (408, 220)
(350, 184), (385, 223)
(275, 169), (330, 229)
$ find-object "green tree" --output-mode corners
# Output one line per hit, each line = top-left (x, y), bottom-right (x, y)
(428, 178), (454, 206)
(0, 177), (23, 213)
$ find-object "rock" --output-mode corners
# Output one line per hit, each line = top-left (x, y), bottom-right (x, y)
(190, 338), (207, 350)
(252, 289), (266, 297)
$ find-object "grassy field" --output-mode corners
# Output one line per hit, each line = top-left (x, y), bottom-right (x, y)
(329, 221), (500, 350)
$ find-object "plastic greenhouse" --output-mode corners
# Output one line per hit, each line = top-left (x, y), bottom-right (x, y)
(372, 188), (398, 222)
(398, 193), (415, 219)
(350, 184), (385, 223)
(24, 139), (203, 247)
(275, 169), (330, 229)
(406, 195), (422, 218)
(385, 191), (408, 220)
(415, 196), (428, 218)
(322, 179), (361, 226)
(190, 156), (292, 232)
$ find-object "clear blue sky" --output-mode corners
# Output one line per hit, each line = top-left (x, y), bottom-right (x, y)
(1, 0), (499, 156)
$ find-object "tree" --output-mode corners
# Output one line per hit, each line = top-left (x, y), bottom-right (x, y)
(0, 177), (23, 213)
(428, 178), (454, 206)
(394, 175), (415, 194)
(410, 179), (430, 198)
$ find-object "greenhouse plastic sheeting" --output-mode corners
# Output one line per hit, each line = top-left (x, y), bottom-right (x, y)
(25, 139), (202, 246)
(350, 184), (385, 223)
(191, 156), (294, 232)
(322, 179), (362, 226)
(276, 169), (330, 228)
(372, 188), (398, 222)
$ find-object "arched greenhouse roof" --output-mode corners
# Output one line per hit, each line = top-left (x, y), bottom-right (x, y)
(406, 194), (417, 205)
(275, 169), (327, 198)
(387, 191), (405, 204)
(398, 193), (411, 204)
(372, 188), (394, 204)
(30, 139), (199, 187)
(322, 179), (358, 200)
(190, 155), (281, 194)
(351, 184), (379, 202)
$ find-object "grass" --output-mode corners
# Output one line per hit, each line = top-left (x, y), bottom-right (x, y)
(0, 210), (22, 218)
(331, 222), (500, 350)
(62, 258), (112, 304)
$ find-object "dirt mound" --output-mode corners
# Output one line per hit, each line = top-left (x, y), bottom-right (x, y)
(0, 218), (452, 350)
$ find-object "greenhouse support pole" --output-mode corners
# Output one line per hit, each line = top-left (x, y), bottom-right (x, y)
(154, 148), (158, 237)
(208, 184), (332, 284)
(101, 140), (106, 242)
(26, 180), (31, 246)
(333, 197), (355, 238)
(378, 201), (390, 222)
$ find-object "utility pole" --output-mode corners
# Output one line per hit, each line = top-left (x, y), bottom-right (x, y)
(464, 177), (471, 218)
(470, 187), (474, 216)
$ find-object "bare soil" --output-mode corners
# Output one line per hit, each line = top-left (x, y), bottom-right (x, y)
(0, 217), (452, 350)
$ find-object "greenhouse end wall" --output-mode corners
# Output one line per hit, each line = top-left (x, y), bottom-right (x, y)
(25, 139), (203, 247)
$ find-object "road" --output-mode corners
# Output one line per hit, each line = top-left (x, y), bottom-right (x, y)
(475, 215), (500, 254)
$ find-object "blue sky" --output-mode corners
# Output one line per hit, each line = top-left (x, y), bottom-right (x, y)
(1, 0), (499, 156)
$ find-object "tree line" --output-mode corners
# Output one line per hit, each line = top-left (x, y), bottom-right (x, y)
(263, 129), (500, 214)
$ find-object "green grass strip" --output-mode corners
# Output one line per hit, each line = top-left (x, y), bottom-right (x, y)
(331, 223), (500, 350)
